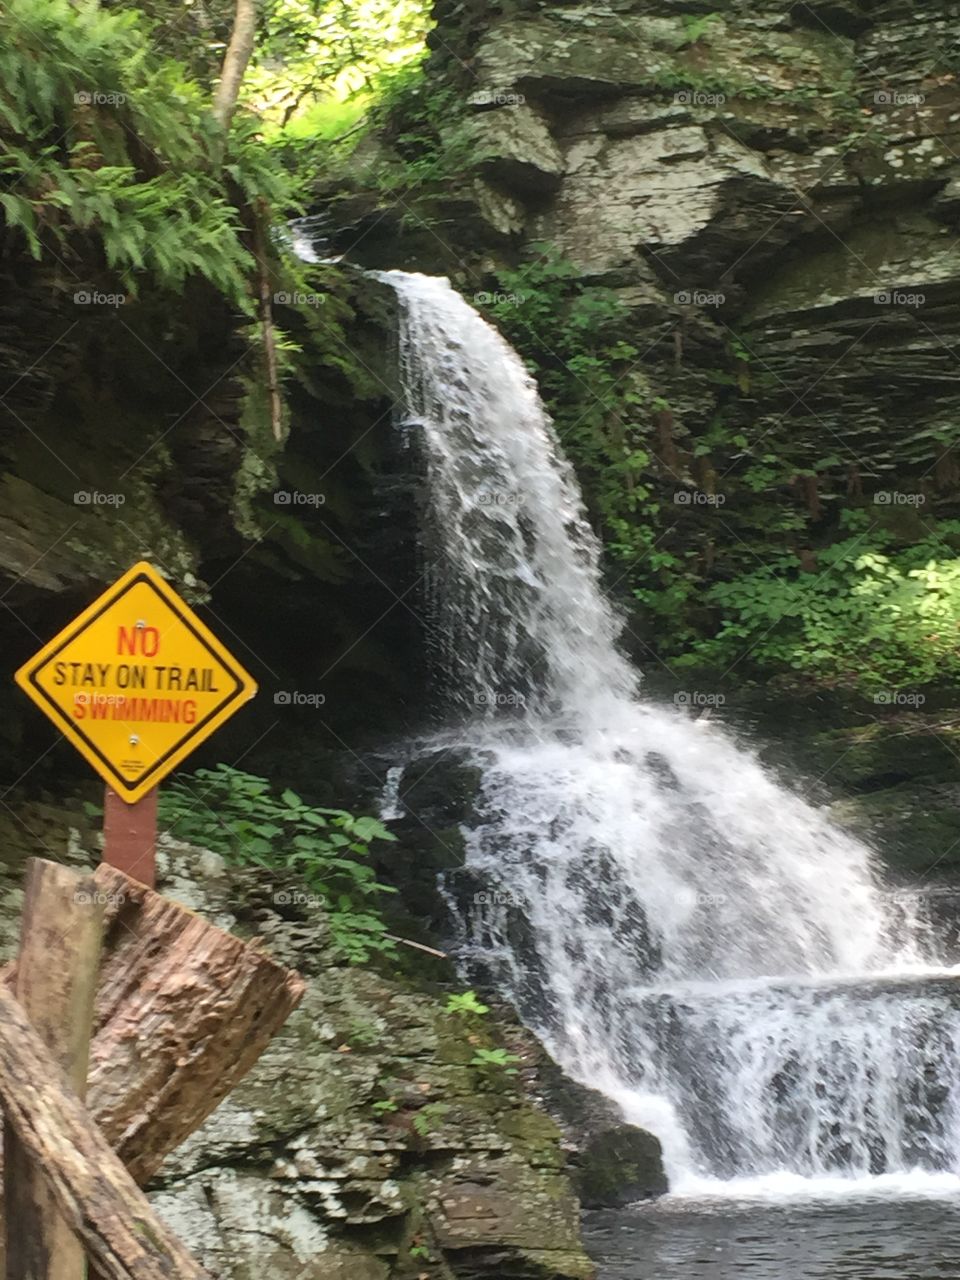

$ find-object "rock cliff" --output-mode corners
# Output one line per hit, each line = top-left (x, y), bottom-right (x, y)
(318, 0), (960, 645)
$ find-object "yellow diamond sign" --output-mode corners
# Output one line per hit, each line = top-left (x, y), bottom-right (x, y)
(15, 561), (257, 803)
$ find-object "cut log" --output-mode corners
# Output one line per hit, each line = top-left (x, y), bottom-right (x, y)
(87, 864), (306, 1182)
(0, 982), (209, 1280)
(3, 863), (305, 1184)
(4, 859), (104, 1280)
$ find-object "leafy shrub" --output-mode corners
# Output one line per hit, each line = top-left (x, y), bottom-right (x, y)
(158, 764), (397, 963)
(682, 517), (960, 691)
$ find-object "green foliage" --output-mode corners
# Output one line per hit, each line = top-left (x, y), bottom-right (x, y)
(680, 12), (722, 45)
(0, 0), (299, 306)
(351, 65), (478, 203)
(470, 1047), (520, 1074)
(682, 518), (960, 691)
(157, 764), (398, 963)
(248, 0), (432, 129)
(371, 1098), (399, 1116)
(252, 3), (441, 203)
(411, 1101), (451, 1136)
(445, 990), (489, 1017)
(480, 245), (661, 588)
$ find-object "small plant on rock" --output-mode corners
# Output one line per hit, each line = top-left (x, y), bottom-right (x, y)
(445, 989), (489, 1017)
(470, 1047), (520, 1074)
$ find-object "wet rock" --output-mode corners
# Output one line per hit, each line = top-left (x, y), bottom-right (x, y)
(529, 1047), (668, 1207)
(573, 1128), (669, 1209)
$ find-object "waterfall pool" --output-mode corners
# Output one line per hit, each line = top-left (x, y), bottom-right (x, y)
(583, 1189), (960, 1278)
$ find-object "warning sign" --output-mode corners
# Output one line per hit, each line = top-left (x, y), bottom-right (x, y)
(14, 561), (257, 803)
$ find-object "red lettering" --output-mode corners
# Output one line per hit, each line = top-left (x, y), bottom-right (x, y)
(116, 626), (160, 657)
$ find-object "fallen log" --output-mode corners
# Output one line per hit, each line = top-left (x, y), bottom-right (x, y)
(0, 981), (210, 1280)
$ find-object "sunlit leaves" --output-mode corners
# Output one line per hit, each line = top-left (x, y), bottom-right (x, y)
(246, 0), (431, 127)
(0, 0), (300, 307)
(682, 524), (960, 691)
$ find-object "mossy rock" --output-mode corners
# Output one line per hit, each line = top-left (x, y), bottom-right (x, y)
(575, 1127), (668, 1209)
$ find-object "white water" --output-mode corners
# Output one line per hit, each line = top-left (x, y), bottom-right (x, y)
(379, 270), (960, 1199)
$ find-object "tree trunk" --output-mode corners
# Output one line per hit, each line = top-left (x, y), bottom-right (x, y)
(212, 0), (258, 131)
(86, 864), (305, 1182)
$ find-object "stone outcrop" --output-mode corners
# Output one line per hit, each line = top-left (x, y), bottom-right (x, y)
(524, 1040), (668, 1209)
(317, 0), (960, 652)
(0, 829), (610, 1280)
(0, 263), (428, 784)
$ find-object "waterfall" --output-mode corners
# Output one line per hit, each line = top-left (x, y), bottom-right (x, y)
(378, 269), (960, 1197)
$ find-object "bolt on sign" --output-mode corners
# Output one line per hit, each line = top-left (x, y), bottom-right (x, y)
(15, 561), (257, 803)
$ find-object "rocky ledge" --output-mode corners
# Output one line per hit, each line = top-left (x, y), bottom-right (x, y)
(0, 821), (668, 1280)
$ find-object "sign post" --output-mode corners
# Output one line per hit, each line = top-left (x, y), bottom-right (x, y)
(14, 561), (257, 885)
(102, 786), (159, 888)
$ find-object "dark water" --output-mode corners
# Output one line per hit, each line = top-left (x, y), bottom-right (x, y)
(583, 1198), (960, 1279)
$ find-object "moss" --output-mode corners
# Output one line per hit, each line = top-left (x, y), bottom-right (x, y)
(232, 373), (284, 541)
(575, 1128), (668, 1208)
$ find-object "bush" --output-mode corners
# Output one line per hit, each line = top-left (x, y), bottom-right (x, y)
(158, 764), (398, 963)
(0, 0), (296, 305)
(682, 516), (960, 691)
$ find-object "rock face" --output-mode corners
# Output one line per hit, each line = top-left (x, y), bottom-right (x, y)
(0, 262), (430, 786)
(143, 850), (600, 1280)
(0, 830), (601, 1280)
(319, 0), (960, 652)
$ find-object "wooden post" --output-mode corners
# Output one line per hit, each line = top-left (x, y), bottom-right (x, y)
(4, 860), (104, 1280)
(102, 787), (157, 888)
(0, 983), (210, 1280)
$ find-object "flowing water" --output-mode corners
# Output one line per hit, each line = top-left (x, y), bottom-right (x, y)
(377, 270), (960, 1274)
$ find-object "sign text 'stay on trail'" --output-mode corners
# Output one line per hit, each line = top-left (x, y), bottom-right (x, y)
(15, 561), (257, 803)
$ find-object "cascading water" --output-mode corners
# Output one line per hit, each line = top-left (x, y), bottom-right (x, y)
(379, 269), (960, 1197)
